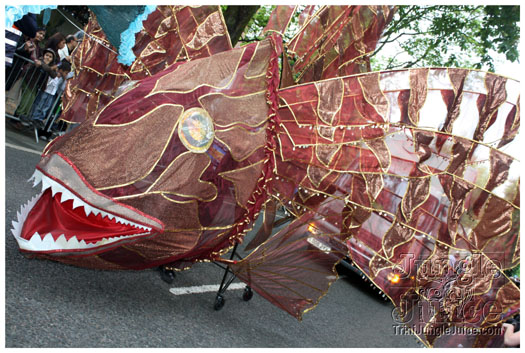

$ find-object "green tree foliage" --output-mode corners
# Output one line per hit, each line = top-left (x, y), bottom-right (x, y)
(371, 5), (520, 71)
(223, 5), (519, 72)
(233, 5), (311, 45)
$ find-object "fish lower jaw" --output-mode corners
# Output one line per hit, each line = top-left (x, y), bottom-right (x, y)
(16, 231), (150, 252)
(11, 169), (154, 253)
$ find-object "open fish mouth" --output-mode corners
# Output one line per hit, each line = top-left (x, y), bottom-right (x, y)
(11, 153), (163, 255)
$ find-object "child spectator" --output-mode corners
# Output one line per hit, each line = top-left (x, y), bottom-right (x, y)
(31, 60), (72, 130)
(44, 32), (66, 65)
(17, 48), (57, 121)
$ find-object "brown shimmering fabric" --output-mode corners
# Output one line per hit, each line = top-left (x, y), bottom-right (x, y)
(149, 152), (217, 202)
(199, 91), (269, 127)
(358, 73), (389, 122)
(219, 161), (265, 209)
(230, 198), (349, 320)
(407, 68), (429, 126)
(39, 35), (282, 272)
(151, 48), (243, 94)
(263, 5), (297, 36)
(14, 7), (520, 348)
(315, 79), (344, 125)
(242, 67), (519, 347)
(61, 6), (232, 124)
(287, 6), (395, 83)
(45, 104), (183, 188)
(186, 11), (228, 50)
(215, 126), (266, 161)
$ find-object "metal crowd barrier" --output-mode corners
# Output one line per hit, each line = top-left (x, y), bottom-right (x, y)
(5, 52), (66, 143)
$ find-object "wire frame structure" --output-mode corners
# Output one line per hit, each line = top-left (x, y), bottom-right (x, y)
(11, 5), (519, 348)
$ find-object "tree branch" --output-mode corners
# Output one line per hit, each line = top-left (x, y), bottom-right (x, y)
(223, 5), (261, 47)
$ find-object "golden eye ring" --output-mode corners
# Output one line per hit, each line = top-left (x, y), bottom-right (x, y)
(178, 107), (215, 153)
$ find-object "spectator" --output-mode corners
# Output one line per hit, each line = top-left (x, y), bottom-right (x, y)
(18, 27), (46, 62)
(45, 32), (66, 65)
(30, 60), (71, 131)
(6, 13), (38, 67)
(503, 321), (520, 347)
(12, 13), (39, 39)
(58, 34), (78, 62)
(6, 26), (46, 90)
(16, 48), (57, 119)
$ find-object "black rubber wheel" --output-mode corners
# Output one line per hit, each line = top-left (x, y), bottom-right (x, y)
(242, 286), (253, 301)
(214, 295), (225, 310)
(159, 266), (176, 284)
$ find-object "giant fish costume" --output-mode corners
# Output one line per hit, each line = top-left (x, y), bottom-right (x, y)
(11, 5), (519, 348)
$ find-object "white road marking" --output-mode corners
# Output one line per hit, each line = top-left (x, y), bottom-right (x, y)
(6, 143), (42, 156)
(169, 282), (246, 296)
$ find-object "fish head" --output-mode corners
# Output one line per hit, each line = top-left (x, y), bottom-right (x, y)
(12, 37), (280, 268)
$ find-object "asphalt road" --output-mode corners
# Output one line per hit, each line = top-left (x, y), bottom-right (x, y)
(4, 124), (420, 348)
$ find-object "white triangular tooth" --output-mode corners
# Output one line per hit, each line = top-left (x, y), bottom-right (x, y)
(27, 194), (40, 209)
(72, 197), (84, 209)
(92, 208), (100, 217)
(60, 189), (74, 203)
(99, 211), (108, 219)
(41, 176), (52, 192)
(85, 240), (97, 248)
(83, 204), (93, 217)
(41, 233), (56, 250)
(20, 206), (30, 220)
(49, 179), (63, 197)
(11, 221), (21, 237)
(29, 170), (43, 187)
(32, 177), (41, 188)
(67, 236), (81, 249)
(55, 234), (68, 248)
(107, 214), (114, 221)
(20, 205), (31, 219)
(28, 232), (43, 248)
